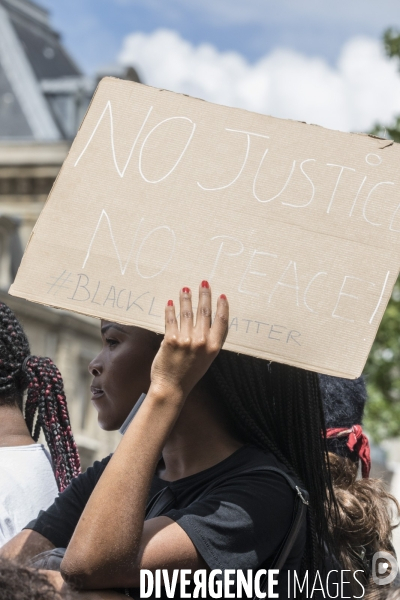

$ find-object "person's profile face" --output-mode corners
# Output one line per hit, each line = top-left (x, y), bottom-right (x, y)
(88, 321), (160, 430)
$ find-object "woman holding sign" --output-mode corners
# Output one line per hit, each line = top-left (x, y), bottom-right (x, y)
(1, 283), (337, 598)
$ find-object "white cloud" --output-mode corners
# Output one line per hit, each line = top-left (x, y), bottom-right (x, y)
(118, 28), (400, 133)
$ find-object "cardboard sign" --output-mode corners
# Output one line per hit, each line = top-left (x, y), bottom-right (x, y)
(9, 78), (400, 378)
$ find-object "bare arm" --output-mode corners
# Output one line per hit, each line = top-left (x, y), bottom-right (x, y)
(0, 529), (54, 563)
(61, 284), (227, 589)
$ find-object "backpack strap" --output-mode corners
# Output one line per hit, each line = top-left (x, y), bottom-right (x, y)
(145, 485), (176, 519)
(234, 466), (309, 570)
(232, 467), (309, 599)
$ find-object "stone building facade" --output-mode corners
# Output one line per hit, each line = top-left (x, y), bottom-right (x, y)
(0, 142), (120, 470)
(0, 0), (141, 468)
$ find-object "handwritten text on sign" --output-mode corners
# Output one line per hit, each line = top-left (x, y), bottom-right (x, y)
(9, 78), (400, 377)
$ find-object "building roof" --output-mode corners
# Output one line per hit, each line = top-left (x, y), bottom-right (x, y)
(0, 0), (91, 141)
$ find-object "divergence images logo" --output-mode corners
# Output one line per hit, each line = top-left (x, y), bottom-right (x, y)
(372, 551), (398, 585)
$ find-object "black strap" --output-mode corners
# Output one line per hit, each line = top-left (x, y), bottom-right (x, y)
(145, 464), (309, 599)
(195, 465), (309, 598)
(145, 485), (176, 519)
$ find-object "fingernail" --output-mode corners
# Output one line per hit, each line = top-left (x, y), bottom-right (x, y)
(167, 300), (173, 306)
(220, 294), (227, 300)
(201, 280), (210, 289)
(182, 287), (190, 294)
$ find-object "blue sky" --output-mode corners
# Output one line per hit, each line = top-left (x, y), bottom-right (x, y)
(36, 1), (400, 133)
(39, 0), (400, 75)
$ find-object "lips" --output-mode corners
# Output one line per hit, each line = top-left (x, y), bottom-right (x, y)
(90, 386), (104, 399)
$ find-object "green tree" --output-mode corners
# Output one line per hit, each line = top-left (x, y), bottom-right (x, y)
(364, 28), (400, 441)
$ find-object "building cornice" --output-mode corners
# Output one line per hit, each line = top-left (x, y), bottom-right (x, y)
(0, 141), (70, 165)
(0, 289), (101, 339)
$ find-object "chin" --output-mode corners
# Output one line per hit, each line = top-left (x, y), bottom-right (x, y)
(97, 415), (122, 432)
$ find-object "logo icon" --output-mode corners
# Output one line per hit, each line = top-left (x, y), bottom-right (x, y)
(372, 551), (398, 585)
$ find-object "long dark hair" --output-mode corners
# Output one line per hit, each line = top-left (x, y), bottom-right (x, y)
(206, 351), (336, 584)
(329, 453), (399, 598)
(0, 302), (80, 491)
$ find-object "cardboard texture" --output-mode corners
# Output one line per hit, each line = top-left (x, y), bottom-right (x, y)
(9, 78), (400, 378)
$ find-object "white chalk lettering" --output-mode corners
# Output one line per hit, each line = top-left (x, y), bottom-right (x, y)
(349, 176), (367, 217)
(254, 156), (295, 204)
(282, 159), (316, 208)
(363, 181), (394, 226)
(139, 116), (196, 183)
(332, 276), (374, 322)
(269, 260), (299, 306)
(74, 102), (153, 177)
(304, 272), (327, 313)
(209, 235), (244, 281)
(238, 249), (277, 296)
(197, 129), (268, 191)
(369, 271), (390, 324)
(135, 226), (176, 279)
(82, 210), (144, 275)
(326, 164), (356, 213)
(366, 153), (382, 166)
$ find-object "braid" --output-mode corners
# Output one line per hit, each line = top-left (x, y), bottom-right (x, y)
(24, 356), (80, 491)
(0, 304), (30, 403)
(206, 351), (337, 592)
(0, 302), (80, 491)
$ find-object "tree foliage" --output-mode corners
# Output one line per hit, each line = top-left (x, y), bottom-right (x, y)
(384, 28), (400, 63)
(363, 28), (400, 441)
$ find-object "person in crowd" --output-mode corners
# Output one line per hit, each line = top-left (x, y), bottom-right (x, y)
(0, 302), (80, 547)
(320, 374), (400, 599)
(0, 557), (75, 600)
(1, 283), (337, 598)
(0, 558), (126, 599)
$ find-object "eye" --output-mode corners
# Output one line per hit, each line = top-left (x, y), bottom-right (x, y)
(105, 337), (118, 348)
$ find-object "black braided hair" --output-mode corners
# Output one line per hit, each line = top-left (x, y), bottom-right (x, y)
(0, 302), (80, 491)
(205, 351), (337, 588)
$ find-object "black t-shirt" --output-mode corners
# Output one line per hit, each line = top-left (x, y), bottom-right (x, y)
(27, 445), (306, 598)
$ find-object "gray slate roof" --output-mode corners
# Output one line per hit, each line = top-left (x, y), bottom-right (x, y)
(0, 0), (92, 140)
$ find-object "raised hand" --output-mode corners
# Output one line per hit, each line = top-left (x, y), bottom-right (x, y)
(150, 281), (229, 400)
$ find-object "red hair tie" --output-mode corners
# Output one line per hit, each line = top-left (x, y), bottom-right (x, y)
(326, 425), (371, 478)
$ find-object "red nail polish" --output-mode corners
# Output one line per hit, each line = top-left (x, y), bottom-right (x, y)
(201, 280), (210, 289)
(182, 287), (190, 294)
(220, 294), (227, 300)
(167, 300), (173, 306)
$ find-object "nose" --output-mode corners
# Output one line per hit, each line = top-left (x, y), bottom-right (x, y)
(88, 353), (102, 376)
